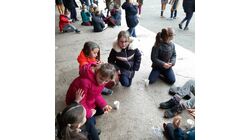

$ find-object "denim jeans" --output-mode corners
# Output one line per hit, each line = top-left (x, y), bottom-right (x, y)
(85, 117), (100, 140)
(63, 24), (76, 32)
(127, 27), (136, 37)
(148, 67), (176, 85)
(119, 74), (132, 87)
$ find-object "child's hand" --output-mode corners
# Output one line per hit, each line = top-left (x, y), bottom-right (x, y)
(91, 109), (96, 117)
(173, 115), (182, 128)
(75, 89), (85, 103)
(163, 63), (172, 69)
(103, 105), (112, 113)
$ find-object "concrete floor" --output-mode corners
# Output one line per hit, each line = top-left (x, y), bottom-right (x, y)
(55, 3), (195, 140)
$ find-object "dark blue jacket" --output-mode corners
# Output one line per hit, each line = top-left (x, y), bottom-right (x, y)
(122, 2), (139, 28)
(183, 0), (195, 13)
(92, 15), (105, 32)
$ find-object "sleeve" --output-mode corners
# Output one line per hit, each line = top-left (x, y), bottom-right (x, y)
(151, 46), (165, 68)
(174, 128), (185, 140)
(133, 48), (142, 71)
(65, 81), (78, 105)
(108, 49), (120, 70)
(130, 5), (138, 15)
(170, 44), (177, 66)
(95, 95), (107, 110)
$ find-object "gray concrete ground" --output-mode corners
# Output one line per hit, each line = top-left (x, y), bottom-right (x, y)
(55, 1), (195, 139)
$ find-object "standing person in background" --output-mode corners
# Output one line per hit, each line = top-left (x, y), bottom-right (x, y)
(161, 0), (168, 17)
(178, 0), (195, 30)
(168, 0), (180, 20)
(63, 0), (79, 22)
(137, 0), (143, 17)
(56, 0), (64, 15)
(122, 0), (139, 37)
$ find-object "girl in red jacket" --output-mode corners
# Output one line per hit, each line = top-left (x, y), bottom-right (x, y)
(59, 10), (81, 33)
(66, 63), (116, 119)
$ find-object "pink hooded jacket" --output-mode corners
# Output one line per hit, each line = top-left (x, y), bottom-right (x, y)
(66, 63), (107, 118)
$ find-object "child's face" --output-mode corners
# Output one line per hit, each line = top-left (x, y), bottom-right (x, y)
(89, 48), (99, 58)
(118, 37), (129, 49)
(96, 72), (110, 85)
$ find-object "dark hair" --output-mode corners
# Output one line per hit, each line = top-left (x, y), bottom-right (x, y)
(56, 103), (87, 140)
(161, 27), (175, 43)
(96, 63), (116, 80)
(154, 32), (162, 47)
(82, 41), (100, 61)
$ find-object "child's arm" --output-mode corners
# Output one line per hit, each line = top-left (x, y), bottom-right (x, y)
(170, 44), (176, 66)
(133, 48), (142, 71)
(75, 89), (85, 103)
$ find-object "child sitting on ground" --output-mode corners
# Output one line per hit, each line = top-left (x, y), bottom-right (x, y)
(81, 4), (92, 26)
(59, 10), (81, 33)
(56, 89), (87, 140)
(66, 63), (115, 119)
(110, 3), (122, 26)
(163, 115), (195, 140)
(108, 31), (142, 87)
(92, 9), (108, 32)
(77, 41), (114, 95)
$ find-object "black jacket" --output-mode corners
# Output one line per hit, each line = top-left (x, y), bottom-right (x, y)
(92, 15), (105, 32)
(122, 2), (139, 28)
(108, 39), (142, 78)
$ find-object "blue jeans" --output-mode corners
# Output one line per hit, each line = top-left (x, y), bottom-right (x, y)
(85, 117), (100, 140)
(63, 24), (76, 32)
(119, 74), (132, 87)
(127, 27), (136, 37)
(148, 67), (175, 85)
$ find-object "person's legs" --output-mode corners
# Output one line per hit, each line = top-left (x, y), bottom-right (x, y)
(173, 10), (177, 18)
(161, 3), (166, 17)
(63, 24), (76, 32)
(148, 68), (161, 84)
(138, 5), (142, 15)
(179, 13), (188, 29)
(119, 74), (131, 87)
(162, 68), (176, 85)
(184, 12), (193, 30)
(163, 123), (175, 140)
(70, 8), (77, 21)
(127, 27), (136, 37)
(85, 117), (100, 140)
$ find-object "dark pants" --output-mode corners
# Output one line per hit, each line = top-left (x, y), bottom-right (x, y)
(148, 67), (175, 85)
(69, 8), (77, 20)
(119, 74), (132, 87)
(127, 27), (136, 37)
(180, 12), (193, 28)
(164, 123), (175, 140)
(85, 117), (100, 140)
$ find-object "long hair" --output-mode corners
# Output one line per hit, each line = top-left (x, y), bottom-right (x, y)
(154, 32), (162, 47)
(82, 41), (100, 61)
(56, 103), (87, 140)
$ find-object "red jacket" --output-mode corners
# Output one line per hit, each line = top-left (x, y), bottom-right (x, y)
(59, 14), (71, 32)
(77, 51), (97, 68)
(66, 63), (107, 118)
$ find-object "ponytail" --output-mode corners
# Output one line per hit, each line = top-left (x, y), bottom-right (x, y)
(154, 32), (162, 47)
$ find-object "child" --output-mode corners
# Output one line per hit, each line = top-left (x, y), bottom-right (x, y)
(110, 3), (122, 26)
(66, 63), (115, 119)
(163, 115), (195, 140)
(92, 10), (108, 32)
(56, 89), (88, 140)
(148, 27), (176, 85)
(161, 0), (168, 17)
(108, 31), (142, 87)
(77, 41), (114, 95)
(81, 4), (92, 26)
(168, 0), (180, 19)
(122, 0), (139, 37)
(104, 0), (113, 17)
(59, 10), (81, 33)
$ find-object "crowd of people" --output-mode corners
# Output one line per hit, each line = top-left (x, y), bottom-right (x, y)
(56, 0), (195, 139)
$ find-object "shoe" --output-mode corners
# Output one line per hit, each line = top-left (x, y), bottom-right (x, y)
(173, 17), (176, 19)
(97, 129), (101, 135)
(184, 27), (189, 30)
(167, 17), (173, 20)
(178, 24), (182, 29)
(159, 97), (179, 109)
(75, 29), (81, 33)
(101, 88), (113, 95)
(183, 94), (191, 100)
(164, 104), (184, 118)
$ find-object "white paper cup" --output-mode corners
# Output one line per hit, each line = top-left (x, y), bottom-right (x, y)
(186, 119), (194, 129)
(114, 101), (120, 110)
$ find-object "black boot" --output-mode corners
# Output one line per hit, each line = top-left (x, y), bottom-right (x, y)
(161, 11), (163, 17)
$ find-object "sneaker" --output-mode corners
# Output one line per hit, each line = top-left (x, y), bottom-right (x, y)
(164, 104), (184, 118)
(101, 88), (113, 95)
(178, 24), (183, 29)
(75, 29), (81, 33)
(159, 97), (179, 109)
